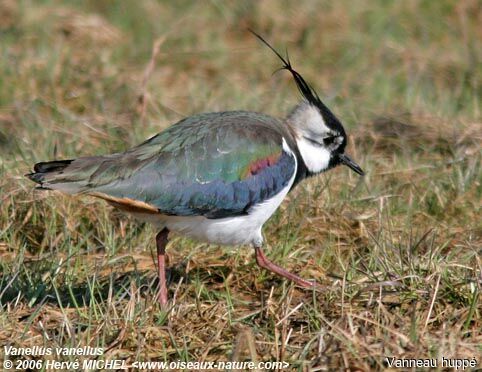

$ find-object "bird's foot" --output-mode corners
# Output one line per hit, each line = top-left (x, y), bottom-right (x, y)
(156, 228), (170, 309)
(254, 246), (324, 291)
(157, 286), (168, 309)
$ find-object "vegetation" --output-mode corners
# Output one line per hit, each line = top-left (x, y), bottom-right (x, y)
(0, 0), (480, 370)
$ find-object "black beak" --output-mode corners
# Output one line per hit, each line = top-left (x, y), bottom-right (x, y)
(339, 153), (365, 176)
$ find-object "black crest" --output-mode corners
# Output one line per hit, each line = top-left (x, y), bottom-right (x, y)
(250, 30), (344, 134)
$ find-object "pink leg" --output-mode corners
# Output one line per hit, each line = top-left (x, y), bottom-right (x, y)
(255, 246), (319, 289)
(156, 228), (169, 307)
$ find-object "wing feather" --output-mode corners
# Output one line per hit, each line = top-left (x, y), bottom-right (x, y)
(29, 111), (297, 219)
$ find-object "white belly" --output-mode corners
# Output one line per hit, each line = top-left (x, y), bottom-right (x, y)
(129, 138), (297, 246)
(132, 180), (292, 246)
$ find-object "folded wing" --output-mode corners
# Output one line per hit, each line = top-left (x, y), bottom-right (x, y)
(28, 112), (297, 219)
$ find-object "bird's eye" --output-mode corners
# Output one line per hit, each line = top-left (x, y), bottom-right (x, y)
(323, 136), (337, 146)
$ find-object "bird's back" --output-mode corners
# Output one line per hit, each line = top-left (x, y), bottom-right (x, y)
(28, 111), (298, 222)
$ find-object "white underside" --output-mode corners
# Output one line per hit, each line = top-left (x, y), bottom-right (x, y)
(131, 139), (297, 246)
(132, 186), (289, 246)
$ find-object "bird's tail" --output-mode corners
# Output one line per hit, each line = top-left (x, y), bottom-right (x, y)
(26, 156), (106, 194)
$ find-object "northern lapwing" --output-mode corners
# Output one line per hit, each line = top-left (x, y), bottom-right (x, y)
(27, 32), (364, 307)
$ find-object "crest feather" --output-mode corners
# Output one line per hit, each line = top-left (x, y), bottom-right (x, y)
(250, 30), (345, 134)
(249, 30), (322, 107)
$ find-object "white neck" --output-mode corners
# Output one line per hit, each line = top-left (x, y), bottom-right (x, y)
(296, 137), (331, 174)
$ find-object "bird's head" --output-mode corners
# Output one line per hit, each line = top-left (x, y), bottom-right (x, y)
(252, 31), (364, 177)
(287, 101), (363, 176)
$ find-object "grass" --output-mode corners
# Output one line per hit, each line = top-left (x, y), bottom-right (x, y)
(0, 0), (481, 370)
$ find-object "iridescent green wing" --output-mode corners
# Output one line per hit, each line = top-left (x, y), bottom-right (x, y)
(91, 111), (297, 218)
(32, 111), (297, 218)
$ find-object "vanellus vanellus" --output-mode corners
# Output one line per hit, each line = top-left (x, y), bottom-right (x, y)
(27, 32), (364, 307)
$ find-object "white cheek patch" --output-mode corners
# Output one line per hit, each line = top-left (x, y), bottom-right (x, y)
(296, 137), (331, 173)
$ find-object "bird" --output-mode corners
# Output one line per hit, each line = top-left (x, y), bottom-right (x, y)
(26, 32), (364, 308)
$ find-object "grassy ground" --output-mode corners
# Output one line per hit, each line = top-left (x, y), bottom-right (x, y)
(0, 0), (480, 370)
